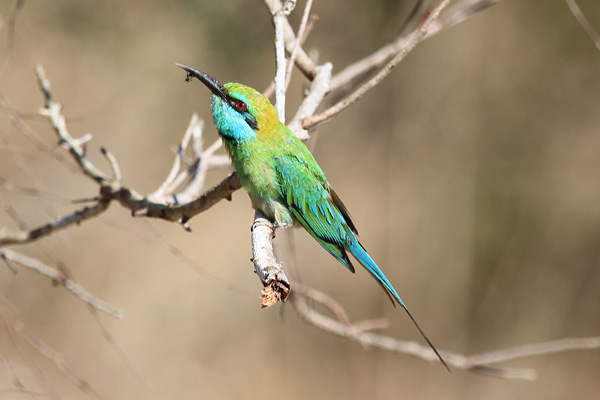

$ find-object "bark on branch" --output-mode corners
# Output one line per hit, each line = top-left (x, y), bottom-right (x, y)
(251, 211), (290, 307)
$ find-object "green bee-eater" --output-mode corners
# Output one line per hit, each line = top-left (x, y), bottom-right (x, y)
(177, 64), (447, 369)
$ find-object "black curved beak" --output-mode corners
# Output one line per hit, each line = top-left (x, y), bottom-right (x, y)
(176, 63), (227, 100)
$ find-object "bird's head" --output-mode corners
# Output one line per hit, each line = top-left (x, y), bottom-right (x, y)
(177, 64), (279, 142)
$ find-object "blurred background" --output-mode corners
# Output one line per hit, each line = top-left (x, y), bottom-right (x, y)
(1, 0), (599, 399)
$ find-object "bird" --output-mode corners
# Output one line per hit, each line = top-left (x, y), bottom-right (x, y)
(176, 63), (448, 369)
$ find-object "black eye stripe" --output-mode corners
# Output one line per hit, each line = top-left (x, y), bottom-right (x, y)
(245, 114), (258, 130)
(227, 96), (258, 130)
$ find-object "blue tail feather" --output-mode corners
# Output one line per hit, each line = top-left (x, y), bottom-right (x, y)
(348, 241), (404, 306)
(348, 239), (449, 371)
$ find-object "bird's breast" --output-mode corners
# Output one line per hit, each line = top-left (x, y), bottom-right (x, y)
(227, 146), (286, 220)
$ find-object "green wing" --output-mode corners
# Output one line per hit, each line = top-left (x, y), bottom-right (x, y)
(273, 152), (358, 272)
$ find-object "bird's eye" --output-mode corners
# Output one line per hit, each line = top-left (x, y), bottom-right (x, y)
(235, 101), (247, 112)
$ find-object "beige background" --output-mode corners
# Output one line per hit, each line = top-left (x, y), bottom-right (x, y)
(1, 1), (599, 399)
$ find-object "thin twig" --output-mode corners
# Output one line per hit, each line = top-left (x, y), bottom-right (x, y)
(0, 348), (25, 389)
(0, 0), (25, 81)
(271, 1), (295, 122)
(264, 20), (316, 103)
(37, 65), (110, 185)
(288, 62), (332, 140)
(0, 201), (109, 246)
(467, 336), (600, 365)
(0, 177), (72, 204)
(265, 0), (317, 80)
(428, 0), (502, 37)
(0, 200), (106, 245)
(303, 0), (453, 129)
(330, 0), (501, 91)
(0, 249), (124, 319)
(292, 291), (600, 379)
(141, 220), (252, 295)
(293, 284), (352, 326)
(295, 283), (391, 333)
(566, 0), (600, 50)
(177, 129), (219, 204)
(0, 90), (77, 223)
(141, 171), (241, 222)
(16, 323), (107, 400)
(284, 0), (314, 92)
(151, 114), (202, 199)
(1, 307), (60, 400)
(100, 147), (122, 183)
(150, 118), (213, 207)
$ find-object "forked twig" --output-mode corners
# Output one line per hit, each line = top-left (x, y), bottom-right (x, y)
(0, 249), (124, 319)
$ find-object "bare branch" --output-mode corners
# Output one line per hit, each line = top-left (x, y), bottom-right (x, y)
(273, 11), (287, 120)
(26, 65), (242, 234)
(141, 171), (241, 222)
(37, 66), (110, 185)
(292, 290), (600, 379)
(0, 347), (25, 390)
(0, 177), (72, 204)
(0, 0), (25, 81)
(176, 143), (222, 205)
(432, 0), (503, 35)
(1, 298), (60, 400)
(0, 249), (124, 319)
(288, 62), (332, 140)
(330, 0), (502, 91)
(466, 336), (600, 366)
(0, 170), (239, 245)
(262, 6), (319, 102)
(100, 146), (122, 183)
(151, 114), (203, 199)
(294, 284), (353, 326)
(0, 201), (109, 246)
(303, 0), (453, 129)
(566, 0), (600, 50)
(251, 211), (290, 307)
(149, 116), (223, 206)
(265, 0), (317, 80)
(270, 0), (296, 122)
(0, 91), (72, 169)
(205, 153), (229, 168)
(284, 0), (314, 91)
